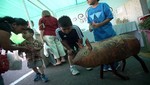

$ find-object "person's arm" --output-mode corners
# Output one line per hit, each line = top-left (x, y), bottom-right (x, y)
(39, 18), (45, 43)
(40, 30), (44, 42)
(33, 46), (43, 51)
(89, 23), (93, 32)
(74, 25), (84, 46)
(33, 41), (43, 51)
(77, 38), (83, 45)
(61, 40), (73, 55)
(92, 3), (113, 28)
(76, 38), (84, 49)
(0, 31), (27, 51)
(61, 40), (72, 50)
(55, 28), (70, 50)
(92, 18), (112, 28)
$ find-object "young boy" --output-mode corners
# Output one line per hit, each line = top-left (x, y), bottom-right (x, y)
(56, 16), (92, 76)
(87, 0), (119, 71)
(20, 28), (48, 82)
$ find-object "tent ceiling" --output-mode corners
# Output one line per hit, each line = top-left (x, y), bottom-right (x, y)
(0, 0), (129, 44)
(0, 0), (128, 18)
(33, 0), (87, 11)
(0, 0), (86, 18)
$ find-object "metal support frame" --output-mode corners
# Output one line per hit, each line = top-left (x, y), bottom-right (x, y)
(22, 0), (33, 28)
(37, 0), (55, 16)
(28, 0), (43, 10)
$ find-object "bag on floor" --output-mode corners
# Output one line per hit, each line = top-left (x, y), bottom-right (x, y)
(0, 49), (9, 73)
(7, 50), (22, 70)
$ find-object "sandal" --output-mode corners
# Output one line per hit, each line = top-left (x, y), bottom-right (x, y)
(54, 62), (61, 66)
(61, 59), (66, 63)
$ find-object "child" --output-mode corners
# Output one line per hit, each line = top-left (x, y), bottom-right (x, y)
(56, 16), (92, 76)
(19, 28), (48, 82)
(87, 0), (118, 71)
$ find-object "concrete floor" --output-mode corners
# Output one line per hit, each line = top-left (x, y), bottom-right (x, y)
(2, 54), (150, 85)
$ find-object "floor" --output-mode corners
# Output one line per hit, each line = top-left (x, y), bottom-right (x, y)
(2, 52), (150, 85)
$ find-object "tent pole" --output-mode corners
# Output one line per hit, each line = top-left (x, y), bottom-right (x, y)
(75, 0), (78, 5)
(22, 0), (33, 28)
(28, 0), (43, 10)
(37, 0), (55, 16)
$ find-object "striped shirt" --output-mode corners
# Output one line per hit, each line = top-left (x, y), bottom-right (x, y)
(56, 25), (83, 48)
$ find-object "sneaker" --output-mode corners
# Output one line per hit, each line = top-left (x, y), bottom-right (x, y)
(86, 68), (93, 71)
(70, 66), (80, 76)
(41, 74), (49, 82)
(108, 67), (112, 71)
(103, 68), (108, 72)
(34, 73), (41, 81)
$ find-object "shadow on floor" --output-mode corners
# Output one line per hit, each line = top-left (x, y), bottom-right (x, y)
(4, 55), (149, 85)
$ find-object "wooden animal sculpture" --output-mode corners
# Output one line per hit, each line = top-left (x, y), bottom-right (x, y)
(72, 34), (149, 80)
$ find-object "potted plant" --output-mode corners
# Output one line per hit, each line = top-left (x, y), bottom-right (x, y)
(139, 14), (150, 43)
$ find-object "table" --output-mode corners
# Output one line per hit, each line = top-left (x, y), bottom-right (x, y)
(113, 21), (138, 35)
(113, 21), (144, 47)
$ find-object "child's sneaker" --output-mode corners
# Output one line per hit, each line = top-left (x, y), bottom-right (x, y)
(103, 68), (108, 72)
(86, 68), (93, 71)
(41, 74), (49, 82)
(108, 67), (112, 71)
(70, 66), (80, 76)
(34, 73), (41, 81)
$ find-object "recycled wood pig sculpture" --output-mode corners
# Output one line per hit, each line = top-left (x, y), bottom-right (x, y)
(72, 34), (149, 80)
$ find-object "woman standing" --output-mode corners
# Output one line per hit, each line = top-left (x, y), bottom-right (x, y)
(0, 16), (28, 85)
(39, 10), (66, 65)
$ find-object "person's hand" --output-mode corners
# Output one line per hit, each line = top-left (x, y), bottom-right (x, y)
(89, 27), (93, 32)
(89, 24), (93, 32)
(92, 22), (101, 28)
(67, 49), (74, 55)
(19, 46), (29, 52)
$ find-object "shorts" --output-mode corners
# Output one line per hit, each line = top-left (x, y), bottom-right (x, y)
(27, 59), (43, 68)
(43, 35), (66, 59)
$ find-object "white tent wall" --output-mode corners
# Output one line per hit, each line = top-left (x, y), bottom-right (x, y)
(0, 0), (27, 18)
(147, 0), (150, 10)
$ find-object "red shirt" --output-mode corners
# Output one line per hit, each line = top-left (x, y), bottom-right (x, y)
(39, 16), (58, 36)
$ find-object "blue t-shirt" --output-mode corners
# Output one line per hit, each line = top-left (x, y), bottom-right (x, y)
(87, 3), (116, 41)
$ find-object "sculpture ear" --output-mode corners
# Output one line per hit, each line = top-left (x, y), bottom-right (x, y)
(85, 39), (92, 51)
(76, 42), (84, 49)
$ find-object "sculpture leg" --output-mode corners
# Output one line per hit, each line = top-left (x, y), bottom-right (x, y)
(121, 59), (126, 72)
(110, 63), (129, 80)
(100, 64), (104, 79)
(133, 55), (149, 73)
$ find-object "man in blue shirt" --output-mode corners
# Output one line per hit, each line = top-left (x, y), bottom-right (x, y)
(87, 0), (117, 71)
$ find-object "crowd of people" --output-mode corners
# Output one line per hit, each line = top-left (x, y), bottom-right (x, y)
(0, 0), (119, 84)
